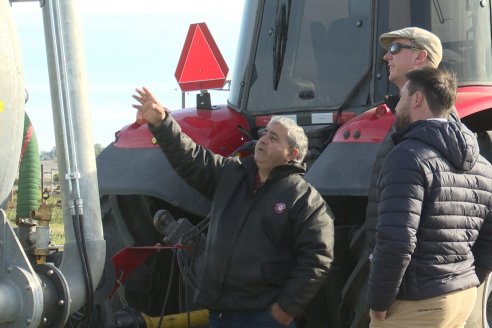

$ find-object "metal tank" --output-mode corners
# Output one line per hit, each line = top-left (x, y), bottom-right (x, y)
(0, 0), (25, 208)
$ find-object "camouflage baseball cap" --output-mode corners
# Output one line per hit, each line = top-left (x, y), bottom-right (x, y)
(379, 27), (442, 67)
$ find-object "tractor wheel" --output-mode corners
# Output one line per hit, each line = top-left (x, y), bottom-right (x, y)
(98, 194), (198, 317)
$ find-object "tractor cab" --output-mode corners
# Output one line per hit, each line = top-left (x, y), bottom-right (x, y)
(229, 0), (371, 115)
(229, 0), (492, 123)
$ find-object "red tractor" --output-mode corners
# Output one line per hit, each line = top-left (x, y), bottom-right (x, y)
(94, 0), (492, 327)
(6, 0), (492, 327)
(93, 0), (492, 327)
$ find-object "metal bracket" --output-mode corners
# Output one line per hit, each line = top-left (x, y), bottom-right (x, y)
(0, 209), (44, 326)
(65, 172), (81, 180)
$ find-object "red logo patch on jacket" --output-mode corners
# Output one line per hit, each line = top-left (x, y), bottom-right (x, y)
(274, 203), (287, 214)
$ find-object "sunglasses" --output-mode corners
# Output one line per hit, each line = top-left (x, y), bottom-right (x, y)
(388, 42), (421, 55)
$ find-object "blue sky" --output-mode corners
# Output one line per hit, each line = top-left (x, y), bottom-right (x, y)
(11, 0), (244, 151)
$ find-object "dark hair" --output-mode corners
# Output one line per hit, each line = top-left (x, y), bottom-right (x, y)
(404, 67), (457, 117)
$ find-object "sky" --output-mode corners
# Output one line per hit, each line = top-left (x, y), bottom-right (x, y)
(10, 0), (244, 151)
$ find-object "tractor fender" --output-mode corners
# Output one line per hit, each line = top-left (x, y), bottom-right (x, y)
(97, 105), (250, 216)
(457, 86), (492, 133)
(305, 105), (394, 197)
(306, 86), (492, 197)
(305, 142), (382, 196)
(97, 143), (211, 217)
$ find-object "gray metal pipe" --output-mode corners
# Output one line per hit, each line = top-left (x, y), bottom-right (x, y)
(0, 283), (21, 322)
(41, 0), (105, 314)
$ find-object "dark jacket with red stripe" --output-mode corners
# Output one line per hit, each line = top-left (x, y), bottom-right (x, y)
(149, 116), (334, 317)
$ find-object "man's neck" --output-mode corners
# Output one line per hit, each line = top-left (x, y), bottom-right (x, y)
(258, 168), (271, 183)
(412, 108), (439, 122)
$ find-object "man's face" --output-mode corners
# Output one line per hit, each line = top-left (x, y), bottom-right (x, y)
(383, 38), (422, 89)
(254, 123), (295, 171)
(394, 82), (412, 131)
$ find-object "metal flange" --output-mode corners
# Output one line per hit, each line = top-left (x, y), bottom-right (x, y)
(34, 263), (70, 327)
(0, 265), (44, 327)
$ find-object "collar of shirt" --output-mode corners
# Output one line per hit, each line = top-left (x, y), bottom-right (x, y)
(427, 118), (447, 122)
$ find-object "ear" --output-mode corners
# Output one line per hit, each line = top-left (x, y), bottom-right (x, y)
(414, 50), (428, 66)
(413, 90), (424, 108)
(415, 91), (424, 106)
(287, 148), (300, 162)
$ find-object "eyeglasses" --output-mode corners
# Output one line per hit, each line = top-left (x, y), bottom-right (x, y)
(388, 42), (421, 55)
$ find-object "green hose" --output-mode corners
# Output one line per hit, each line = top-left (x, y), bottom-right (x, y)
(16, 113), (41, 219)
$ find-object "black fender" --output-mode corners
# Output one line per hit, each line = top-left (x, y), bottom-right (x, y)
(305, 142), (381, 197)
(96, 143), (211, 217)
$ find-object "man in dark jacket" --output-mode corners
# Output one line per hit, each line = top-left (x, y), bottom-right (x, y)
(133, 87), (334, 327)
(367, 67), (492, 327)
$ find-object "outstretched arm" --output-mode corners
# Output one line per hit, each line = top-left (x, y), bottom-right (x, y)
(132, 87), (168, 127)
(131, 86), (230, 198)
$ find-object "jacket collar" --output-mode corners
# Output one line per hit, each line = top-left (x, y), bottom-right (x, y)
(242, 156), (306, 183)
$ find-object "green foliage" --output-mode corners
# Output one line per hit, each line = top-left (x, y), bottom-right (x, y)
(39, 144), (105, 160)
(40, 147), (57, 160)
(94, 143), (104, 157)
(5, 192), (16, 221)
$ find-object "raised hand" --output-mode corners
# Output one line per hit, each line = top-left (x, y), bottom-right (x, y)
(132, 87), (168, 126)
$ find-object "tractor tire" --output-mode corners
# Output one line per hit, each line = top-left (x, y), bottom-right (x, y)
(99, 194), (201, 317)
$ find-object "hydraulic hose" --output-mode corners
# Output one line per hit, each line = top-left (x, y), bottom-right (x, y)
(16, 112), (41, 219)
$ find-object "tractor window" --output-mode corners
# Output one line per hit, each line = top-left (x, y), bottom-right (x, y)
(375, 0), (492, 100)
(228, 0), (259, 111)
(233, 0), (372, 115)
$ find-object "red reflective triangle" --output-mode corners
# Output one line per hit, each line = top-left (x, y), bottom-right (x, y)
(175, 23), (229, 92)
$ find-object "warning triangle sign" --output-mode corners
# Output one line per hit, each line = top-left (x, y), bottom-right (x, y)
(175, 23), (229, 92)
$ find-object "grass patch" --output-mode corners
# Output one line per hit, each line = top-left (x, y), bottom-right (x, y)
(6, 191), (65, 245)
